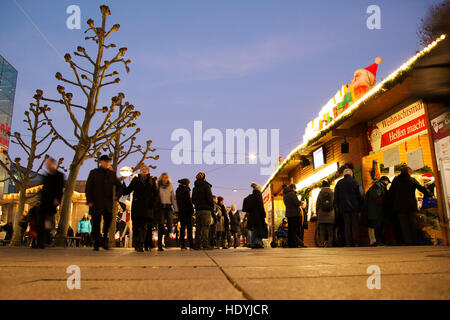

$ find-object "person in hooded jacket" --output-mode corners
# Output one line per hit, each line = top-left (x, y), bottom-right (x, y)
(77, 213), (92, 247)
(176, 178), (195, 250)
(192, 172), (215, 250)
(283, 184), (302, 248)
(229, 204), (241, 248)
(316, 180), (335, 247)
(122, 166), (158, 252)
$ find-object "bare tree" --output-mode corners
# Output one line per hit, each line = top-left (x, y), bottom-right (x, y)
(417, 0), (450, 47)
(38, 5), (141, 244)
(0, 94), (60, 246)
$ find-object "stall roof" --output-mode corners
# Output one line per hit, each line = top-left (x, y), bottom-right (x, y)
(262, 34), (447, 193)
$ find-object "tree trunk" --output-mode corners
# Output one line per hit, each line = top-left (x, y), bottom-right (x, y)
(10, 187), (27, 246)
(55, 152), (84, 246)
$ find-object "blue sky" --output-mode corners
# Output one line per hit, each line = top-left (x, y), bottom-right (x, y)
(0, 0), (442, 206)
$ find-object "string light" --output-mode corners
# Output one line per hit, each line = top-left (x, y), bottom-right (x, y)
(262, 34), (447, 192)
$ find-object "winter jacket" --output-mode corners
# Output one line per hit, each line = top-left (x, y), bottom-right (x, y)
(158, 182), (178, 212)
(242, 189), (266, 231)
(192, 179), (214, 212)
(77, 219), (92, 233)
(316, 187), (335, 224)
(283, 186), (301, 217)
(122, 174), (158, 221)
(40, 169), (65, 216)
(364, 180), (388, 222)
(229, 210), (241, 233)
(85, 167), (123, 215)
(387, 172), (430, 214)
(334, 175), (364, 214)
(176, 182), (195, 223)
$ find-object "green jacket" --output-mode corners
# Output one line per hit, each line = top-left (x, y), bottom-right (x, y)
(366, 180), (388, 221)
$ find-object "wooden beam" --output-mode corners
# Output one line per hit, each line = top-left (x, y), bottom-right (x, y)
(332, 127), (359, 137)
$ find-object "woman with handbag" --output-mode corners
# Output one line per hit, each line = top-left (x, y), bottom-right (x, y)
(122, 166), (158, 252)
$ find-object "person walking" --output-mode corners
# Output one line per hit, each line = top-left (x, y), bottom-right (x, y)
(37, 158), (65, 249)
(241, 214), (249, 247)
(208, 196), (220, 248)
(387, 166), (430, 246)
(316, 180), (335, 247)
(215, 197), (227, 249)
(192, 172), (215, 250)
(334, 168), (364, 247)
(156, 173), (178, 251)
(176, 178), (195, 250)
(363, 176), (391, 246)
(242, 183), (266, 249)
(283, 184), (302, 248)
(77, 213), (92, 247)
(229, 204), (241, 248)
(85, 155), (123, 251)
(122, 166), (157, 252)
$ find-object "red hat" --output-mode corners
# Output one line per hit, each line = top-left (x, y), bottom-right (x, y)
(364, 57), (383, 78)
(422, 173), (433, 178)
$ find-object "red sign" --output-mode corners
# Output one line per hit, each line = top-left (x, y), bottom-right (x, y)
(380, 114), (427, 149)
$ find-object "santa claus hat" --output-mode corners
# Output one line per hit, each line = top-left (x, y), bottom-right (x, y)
(364, 57), (383, 77)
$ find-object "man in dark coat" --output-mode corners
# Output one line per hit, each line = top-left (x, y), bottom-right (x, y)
(387, 166), (430, 245)
(363, 176), (390, 246)
(283, 184), (301, 248)
(176, 178), (195, 250)
(37, 158), (65, 248)
(242, 183), (266, 249)
(85, 155), (123, 251)
(334, 168), (364, 247)
(192, 172), (214, 250)
(122, 165), (157, 252)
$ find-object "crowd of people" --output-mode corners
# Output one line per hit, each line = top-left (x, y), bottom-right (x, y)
(4, 155), (435, 251)
(11, 154), (268, 252)
(309, 166), (433, 247)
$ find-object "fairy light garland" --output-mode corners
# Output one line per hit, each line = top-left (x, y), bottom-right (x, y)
(262, 34), (447, 192)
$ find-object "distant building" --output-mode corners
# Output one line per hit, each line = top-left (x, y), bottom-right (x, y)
(0, 55), (18, 198)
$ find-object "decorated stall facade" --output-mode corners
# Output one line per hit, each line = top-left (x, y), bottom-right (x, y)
(263, 34), (449, 247)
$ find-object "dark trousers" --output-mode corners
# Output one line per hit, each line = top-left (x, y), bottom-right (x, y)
(180, 218), (194, 248)
(319, 223), (334, 245)
(208, 223), (216, 247)
(133, 219), (151, 249)
(226, 230), (232, 247)
(216, 231), (226, 247)
(231, 231), (239, 248)
(398, 213), (417, 245)
(91, 211), (112, 248)
(158, 206), (173, 249)
(343, 212), (359, 246)
(80, 233), (90, 246)
(287, 217), (299, 247)
(36, 215), (50, 247)
(197, 210), (212, 249)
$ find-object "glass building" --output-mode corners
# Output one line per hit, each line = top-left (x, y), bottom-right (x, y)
(0, 55), (18, 198)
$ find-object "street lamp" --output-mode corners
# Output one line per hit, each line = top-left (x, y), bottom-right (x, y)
(119, 166), (133, 178)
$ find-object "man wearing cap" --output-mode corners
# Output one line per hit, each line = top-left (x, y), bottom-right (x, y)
(334, 168), (364, 247)
(85, 155), (123, 251)
(192, 172), (214, 250)
(364, 176), (391, 246)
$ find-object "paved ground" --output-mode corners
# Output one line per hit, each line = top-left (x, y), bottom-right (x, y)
(0, 246), (449, 300)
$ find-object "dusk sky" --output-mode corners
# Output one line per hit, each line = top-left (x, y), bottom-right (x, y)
(0, 0), (442, 207)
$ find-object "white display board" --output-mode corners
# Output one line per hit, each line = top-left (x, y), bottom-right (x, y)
(406, 148), (424, 171)
(383, 146), (401, 168)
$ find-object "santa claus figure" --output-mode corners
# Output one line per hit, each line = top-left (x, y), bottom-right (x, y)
(351, 57), (383, 100)
(367, 125), (382, 153)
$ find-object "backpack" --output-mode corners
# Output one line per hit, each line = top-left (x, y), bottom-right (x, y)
(322, 191), (333, 212)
